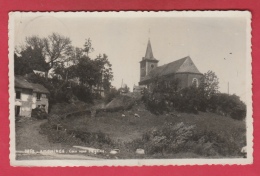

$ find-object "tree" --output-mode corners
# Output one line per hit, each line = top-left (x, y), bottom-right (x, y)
(16, 33), (73, 77)
(199, 70), (219, 98)
(14, 42), (48, 75)
(74, 56), (99, 86)
(14, 53), (32, 75)
(94, 54), (113, 91)
(43, 33), (73, 75)
(198, 70), (219, 111)
(83, 38), (94, 56)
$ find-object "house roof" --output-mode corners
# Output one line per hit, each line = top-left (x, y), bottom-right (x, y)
(15, 75), (34, 90)
(30, 83), (50, 94)
(15, 75), (50, 94)
(139, 56), (202, 84)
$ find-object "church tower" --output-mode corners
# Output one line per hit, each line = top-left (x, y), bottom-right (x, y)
(140, 39), (159, 81)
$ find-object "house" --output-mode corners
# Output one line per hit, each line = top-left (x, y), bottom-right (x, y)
(139, 39), (203, 89)
(15, 75), (50, 117)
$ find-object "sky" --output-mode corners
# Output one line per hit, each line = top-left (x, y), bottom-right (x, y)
(12, 12), (251, 102)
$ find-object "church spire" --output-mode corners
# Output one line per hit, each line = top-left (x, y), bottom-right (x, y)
(144, 39), (154, 59)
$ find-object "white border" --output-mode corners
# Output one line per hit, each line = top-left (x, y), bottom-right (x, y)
(9, 11), (253, 167)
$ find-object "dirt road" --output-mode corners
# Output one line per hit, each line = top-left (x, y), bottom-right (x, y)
(15, 119), (99, 160)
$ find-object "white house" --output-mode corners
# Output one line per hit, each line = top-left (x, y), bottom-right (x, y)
(15, 75), (50, 117)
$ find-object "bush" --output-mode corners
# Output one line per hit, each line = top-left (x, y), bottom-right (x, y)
(142, 75), (246, 120)
(104, 87), (119, 103)
(175, 86), (200, 113)
(72, 85), (93, 103)
(26, 74), (94, 107)
(40, 121), (114, 148)
(127, 122), (196, 155)
(192, 130), (240, 156)
(142, 89), (168, 115)
(143, 85), (200, 114)
(127, 122), (241, 157)
(209, 93), (246, 120)
(31, 107), (48, 119)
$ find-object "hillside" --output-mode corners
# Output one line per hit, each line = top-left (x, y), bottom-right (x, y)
(40, 95), (246, 159)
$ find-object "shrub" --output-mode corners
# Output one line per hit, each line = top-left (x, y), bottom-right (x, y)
(40, 121), (114, 148)
(104, 87), (119, 103)
(209, 93), (246, 120)
(192, 130), (241, 156)
(72, 85), (93, 103)
(127, 122), (196, 155)
(31, 107), (48, 119)
(126, 122), (241, 157)
(175, 86), (200, 113)
(142, 89), (168, 115)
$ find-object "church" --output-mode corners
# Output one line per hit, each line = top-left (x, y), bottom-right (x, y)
(138, 39), (203, 89)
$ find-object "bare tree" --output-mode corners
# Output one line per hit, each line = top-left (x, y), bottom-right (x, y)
(16, 33), (73, 77)
(83, 38), (94, 56)
(43, 33), (73, 75)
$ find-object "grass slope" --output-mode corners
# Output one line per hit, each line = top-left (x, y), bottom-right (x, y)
(42, 96), (246, 159)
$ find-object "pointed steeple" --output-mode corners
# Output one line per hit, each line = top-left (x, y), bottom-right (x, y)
(144, 39), (154, 60)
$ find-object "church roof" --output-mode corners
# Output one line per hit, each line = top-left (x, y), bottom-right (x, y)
(139, 56), (202, 84)
(144, 39), (156, 60)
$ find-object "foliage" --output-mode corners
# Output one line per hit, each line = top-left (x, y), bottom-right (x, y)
(127, 122), (241, 156)
(175, 86), (201, 113)
(142, 77), (181, 114)
(104, 87), (120, 103)
(15, 32), (114, 106)
(31, 107), (48, 119)
(26, 74), (93, 109)
(15, 33), (73, 76)
(199, 70), (219, 97)
(95, 54), (114, 91)
(14, 53), (33, 75)
(208, 93), (246, 120)
(83, 38), (94, 56)
(197, 70), (219, 111)
(40, 118), (114, 148)
(72, 85), (93, 103)
(142, 122), (196, 154)
(142, 70), (246, 120)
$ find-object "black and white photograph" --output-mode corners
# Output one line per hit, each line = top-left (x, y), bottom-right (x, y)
(9, 11), (252, 166)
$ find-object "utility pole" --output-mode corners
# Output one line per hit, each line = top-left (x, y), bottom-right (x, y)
(228, 82), (229, 95)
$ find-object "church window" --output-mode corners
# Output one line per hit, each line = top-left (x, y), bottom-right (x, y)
(192, 78), (199, 87)
(151, 64), (154, 69)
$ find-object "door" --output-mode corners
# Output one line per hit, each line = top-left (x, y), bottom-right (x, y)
(15, 106), (20, 116)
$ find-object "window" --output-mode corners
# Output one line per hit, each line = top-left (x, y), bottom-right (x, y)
(192, 78), (199, 87)
(15, 106), (20, 116)
(36, 93), (41, 100)
(16, 91), (21, 99)
(151, 64), (154, 69)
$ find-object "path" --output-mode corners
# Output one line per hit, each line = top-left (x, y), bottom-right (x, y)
(15, 119), (99, 160)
